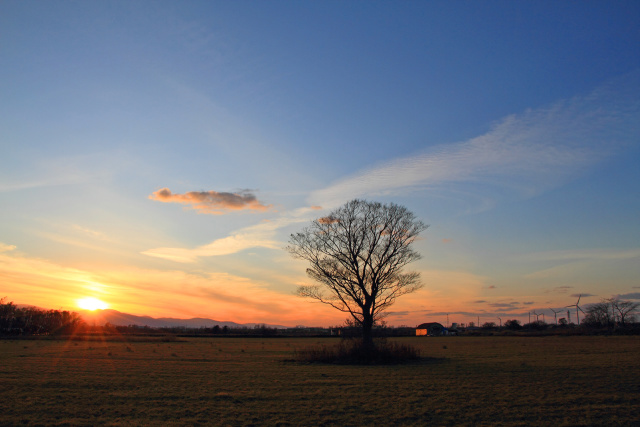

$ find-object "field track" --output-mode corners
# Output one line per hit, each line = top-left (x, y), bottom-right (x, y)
(1, 336), (639, 426)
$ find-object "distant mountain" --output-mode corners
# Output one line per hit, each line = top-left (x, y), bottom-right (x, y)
(79, 309), (290, 329)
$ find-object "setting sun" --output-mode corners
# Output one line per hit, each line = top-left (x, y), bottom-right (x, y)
(77, 297), (109, 311)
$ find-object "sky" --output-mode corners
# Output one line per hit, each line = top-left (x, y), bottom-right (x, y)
(1, 1), (639, 327)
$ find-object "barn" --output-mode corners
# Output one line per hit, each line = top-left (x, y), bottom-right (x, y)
(416, 322), (445, 336)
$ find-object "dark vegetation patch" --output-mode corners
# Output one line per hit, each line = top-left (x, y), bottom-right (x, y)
(292, 338), (425, 365)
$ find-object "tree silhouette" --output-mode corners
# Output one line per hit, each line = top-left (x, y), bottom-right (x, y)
(611, 298), (639, 327)
(584, 297), (639, 328)
(504, 319), (522, 330)
(287, 199), (427, 348)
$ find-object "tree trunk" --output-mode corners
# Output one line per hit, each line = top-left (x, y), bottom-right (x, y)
(361, 314), (374, 351)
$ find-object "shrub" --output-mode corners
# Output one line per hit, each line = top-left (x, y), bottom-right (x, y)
(293, 338), (421, 365)
(504, 319), (522, 330)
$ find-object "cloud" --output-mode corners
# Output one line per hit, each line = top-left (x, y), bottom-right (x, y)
(72, 225), (112, 242)
(617, 293), (640, 300)
(309, 72), (640, 209)
(523, 248), (640, 282)
(149, 188), (272, 214)
(142, 222), (281, 263)
(142, 231), (280, 263)
(570, 293), (595, 298)
(0, 243), (16, 252)
(524, 248), (640, 263)
(386, 311), (410, 317)
(142, 206), (316, 262)
(545, 286), (573, 294)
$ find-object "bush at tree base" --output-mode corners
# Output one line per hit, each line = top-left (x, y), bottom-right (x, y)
(294, 338), (421, 365)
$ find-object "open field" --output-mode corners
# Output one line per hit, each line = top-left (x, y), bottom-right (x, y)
(1, 336), (639, 426)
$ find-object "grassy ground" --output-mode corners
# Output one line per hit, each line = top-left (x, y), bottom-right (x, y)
(1, 335), (639, 426)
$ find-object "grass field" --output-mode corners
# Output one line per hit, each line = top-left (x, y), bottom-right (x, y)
(1, 335), (639, 426)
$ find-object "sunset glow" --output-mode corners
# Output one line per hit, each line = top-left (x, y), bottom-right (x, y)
(1, 2), (639, 327)
(77, 297), (109, 311)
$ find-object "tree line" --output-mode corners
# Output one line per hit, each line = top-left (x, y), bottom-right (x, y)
(0, 297), (83, 336)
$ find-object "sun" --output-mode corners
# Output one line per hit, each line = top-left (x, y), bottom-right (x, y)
(77, 297), (109, 311)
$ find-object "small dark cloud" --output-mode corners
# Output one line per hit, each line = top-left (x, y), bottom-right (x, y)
(474, 300), (487, 304)
(149, 188), (271, 214)
(386, 311), (410, 317)
(486, 301), (522, 312)
(551, 286), (573, 294)
(570, 293), (595, 298)
(488, 303), (517, 309)
(487, 285), (496, 289)
(318, 216), (340, 224)
(617, 292), (640, 300)
(523, 302), (534, 305)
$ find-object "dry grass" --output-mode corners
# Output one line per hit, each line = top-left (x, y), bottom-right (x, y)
(1, 336), (639, 425)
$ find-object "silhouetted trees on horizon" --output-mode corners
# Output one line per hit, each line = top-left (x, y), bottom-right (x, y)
(0, 297), (83, 336)
(3, 295), (639, 338)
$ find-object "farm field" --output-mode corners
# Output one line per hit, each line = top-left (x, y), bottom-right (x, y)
(1, 335), (639, 426)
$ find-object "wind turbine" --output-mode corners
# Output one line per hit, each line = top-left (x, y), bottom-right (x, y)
(566, 295), (585, 325)
(549, 308), (562, 325)
(532, 310), (541, 322)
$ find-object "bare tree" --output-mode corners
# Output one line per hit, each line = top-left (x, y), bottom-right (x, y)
(287, 199), (427, 348)
(584, 300), (614, 328)
(611, 298), (639, 327)
(584, 297), (639, 329)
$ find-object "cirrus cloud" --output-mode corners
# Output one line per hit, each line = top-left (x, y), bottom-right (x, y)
(149, 188), (272, 214)
(309, 72), (640, 210)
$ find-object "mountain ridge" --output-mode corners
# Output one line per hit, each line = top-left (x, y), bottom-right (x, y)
(80, 309), (290, 329)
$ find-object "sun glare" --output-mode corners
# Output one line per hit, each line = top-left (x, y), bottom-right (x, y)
(77, 297), (109, 311)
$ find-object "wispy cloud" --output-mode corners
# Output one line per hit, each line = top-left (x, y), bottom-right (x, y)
(523, 248), (640, 281)
(548, 286), (573, 294)
(142, 206), (320, 263)
(0, 243), (16, 252)
(523, 248), (640, 262)
(149, 188), (272, 214)
(310, 72), (639, 209)
(142, 227), (280, 263)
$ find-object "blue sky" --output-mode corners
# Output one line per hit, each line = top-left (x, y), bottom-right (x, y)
(1, 1), (639, 326)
